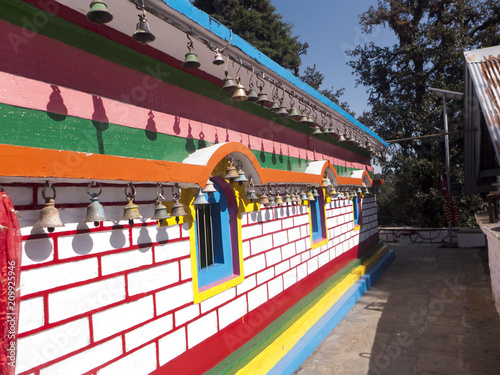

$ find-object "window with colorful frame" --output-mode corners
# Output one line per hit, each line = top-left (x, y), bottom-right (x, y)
(190, 176), (244, 303)
(309, 188), (328, 248)
(352, 191), (363, 230)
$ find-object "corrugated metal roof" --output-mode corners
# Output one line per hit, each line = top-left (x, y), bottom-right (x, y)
(465, 46), (500, 165)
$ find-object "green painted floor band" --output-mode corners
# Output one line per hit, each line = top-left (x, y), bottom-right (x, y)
(205, 243), (382, 375)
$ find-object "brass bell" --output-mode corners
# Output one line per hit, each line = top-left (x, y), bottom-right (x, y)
(132, 12), (156, 45)
(267, 195), (277, 207)
(275, 193), (284, 205)
(256, 90), (270, 106)
(222, 70), (238, 93)
(85, 182), (108, 227)
(298, 115), (309, 124)
(151, 200), (170, 222)
(213, 50), (225, 65)
(35, 182), (64, 232)
(300, 191), (308, 201)
(231, 77), (248, 102)
(313, 188), (320, 197)
(192, 189), (209, 206)
(258, 192), (270, 206)
(245, 189), (259, 201)
(311, 125), (323, 136)
(183, 53), (201, 69)
(170, 201), (188, 218)
(202, 178), (217, 194)
(87, 0), (113, 24)
(337, 133), (347, 143)
(288, 106), (300, 120)
(247, 87), (259, 102)
(321, 176), (330, 187)
(234, 164), (248, 184)
(121, 183), (141, 226)
(275, 106), (288, 118)
(270, 101), (280, 112)
(306, 190), (315, 201)
(283, 193), (292, 204)
(224, 159), (239, 181)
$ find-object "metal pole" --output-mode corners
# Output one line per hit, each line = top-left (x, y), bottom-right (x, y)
(443, 96), (453, 243)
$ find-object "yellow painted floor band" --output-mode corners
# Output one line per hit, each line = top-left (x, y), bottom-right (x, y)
(236, 245), (389, 375)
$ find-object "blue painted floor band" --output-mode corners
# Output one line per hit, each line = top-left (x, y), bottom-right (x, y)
(269, 249), (396, 375)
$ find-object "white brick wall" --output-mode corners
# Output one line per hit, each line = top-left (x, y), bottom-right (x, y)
(48, 276), (126, 322)
(19, 297), (44, 334)
(127, 262), (179, 296)
(250, 234), (273, 255)
(154, 240), (190, 263)
(92, 296), (155, 341)
(132, 224), (179, 245)
(175, 304), (200, 326)
(180, 258), (192, 280)
(58, 229), (130, 259)
(265, 248), (282, 267)
(257, 268), (274, 285)
(247, 284), (268, 311)
(218, 296), (247, 329)
(242, 223), (263, 240)
(125, 314), (173, 351)
(101, 249), (153, 275)
(244, 254), (266, 276)
(187, 312), (218, 349)
(273, 231), (288, 247)
(200, 288), (235, 314)
(236, 274), (256, 295)
(281, 243), (296, 260)
(268, 276), (283, 299)
(156, 282), (193, 315)
(274, 260), (290, 275)
(262, 220), (281, 234)
(40, 337), (123, 375)
(98, 343), (157, 375)
(158, 328), (186, 366)
(283, 269), (297, 289)
(16, 318), (90, 373)
(20, 258), (99, 296)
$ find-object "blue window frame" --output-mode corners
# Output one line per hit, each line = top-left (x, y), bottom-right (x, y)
(353, 193), (363, 228)
(195, 179), (234, 289)
(310, 189), (326, 243)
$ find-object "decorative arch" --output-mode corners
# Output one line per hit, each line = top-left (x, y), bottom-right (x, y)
(182, 142), (264, 186)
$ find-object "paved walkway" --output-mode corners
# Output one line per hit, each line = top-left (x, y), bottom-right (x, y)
(294, 243), (500, 375)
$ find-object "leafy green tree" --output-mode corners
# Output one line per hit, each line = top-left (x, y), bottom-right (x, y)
(349, 0), (499, 227)
(192, 0), (308, 74)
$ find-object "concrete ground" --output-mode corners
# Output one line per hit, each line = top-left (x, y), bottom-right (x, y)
(294, 243), (500, 375)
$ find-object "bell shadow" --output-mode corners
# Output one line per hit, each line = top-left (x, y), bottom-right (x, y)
(91, 96), (109, 155)
(46, 85), (68, 121)
(72, 223), (94, 255)
(173, 116), (181, 135)
(137, 225), (153, 250)
(279, 144), (284, 164)
(145, 110), (158, 141)
(110, 226), (127, 249)
(260, 139), (266, 163)
(287, 156), (293, 171)
(24, 236), (53, 262)
(225, 128), (230, 142)
(198, 130), (207, 149)
(185, 121), (196, 154)
(214, 129), (219, 144)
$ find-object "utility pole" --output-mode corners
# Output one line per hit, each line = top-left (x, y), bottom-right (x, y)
(429, 88), (463, 244)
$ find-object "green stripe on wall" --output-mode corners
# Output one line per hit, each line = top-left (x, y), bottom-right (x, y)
(0, 0), (370, 157)
(0, 103), (370, 176)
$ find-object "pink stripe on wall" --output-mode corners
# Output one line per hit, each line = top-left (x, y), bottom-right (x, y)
(0, 19), (371, 168)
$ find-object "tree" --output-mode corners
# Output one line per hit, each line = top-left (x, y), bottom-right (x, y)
(349, 0), (499, 226)
(192, 0), (308, 75)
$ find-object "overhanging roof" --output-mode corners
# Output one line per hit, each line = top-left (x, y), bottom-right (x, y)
(464, 45), (500, 165)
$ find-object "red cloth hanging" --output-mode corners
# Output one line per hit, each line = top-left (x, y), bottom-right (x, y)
(0, 190), (22, 375)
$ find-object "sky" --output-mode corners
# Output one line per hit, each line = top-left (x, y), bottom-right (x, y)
(269, 0), (397, 118)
